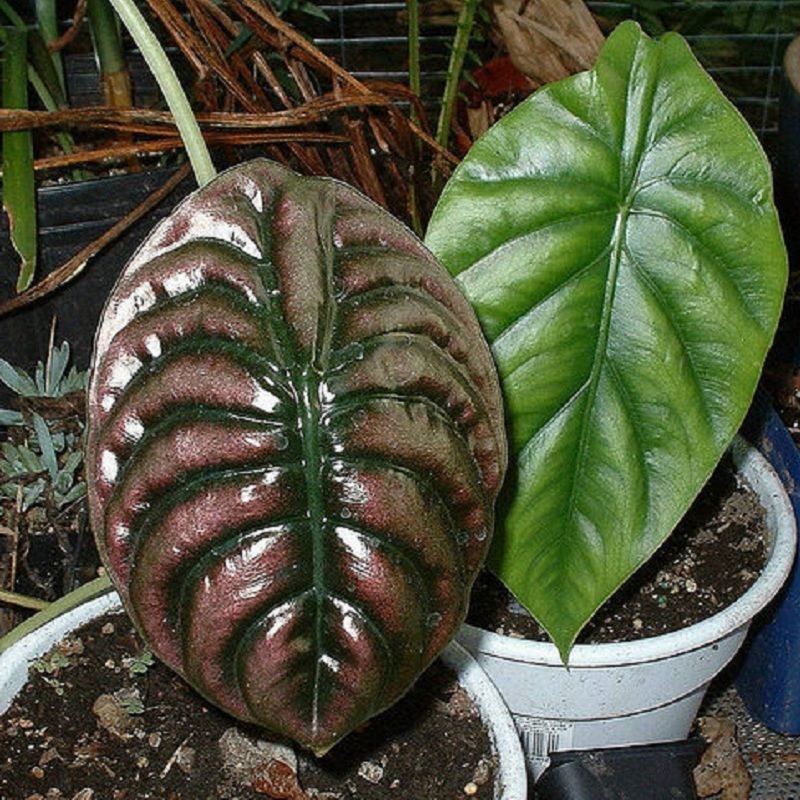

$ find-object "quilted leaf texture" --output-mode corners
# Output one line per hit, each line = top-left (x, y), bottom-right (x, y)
(425, 22), (787, 659)
(86, 159), (506, 754)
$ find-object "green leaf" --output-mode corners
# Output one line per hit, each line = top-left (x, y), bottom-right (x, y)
(18, 445), (44, 475)
(55, 450), (82, 494)
(0, 358), (37, 396)
(34, 362), (46, 396)
(22, 478), (45, 511)
(34, 0), (66, 90)
(61, 364), (88, 395)
(1, 441), (24, 472)
(57, 480), (85, 508)
(0, 460), (23, 479)
(425, 22), (787, 658)
(62, 450), (83, 479)
(297, 1), (330, 21)
(47, 342), (70, 395)
(0, 408), (23, 426)
(26, 27), (66, 107)
(0, 1), (25, 26)
(224, 26), (253, 58)
(32, 413), (58, 481)
(1, 27), (38, 292)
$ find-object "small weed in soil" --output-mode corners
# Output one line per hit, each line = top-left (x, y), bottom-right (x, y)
(0, 614), (497, 799)
(468, 454), (768, 643)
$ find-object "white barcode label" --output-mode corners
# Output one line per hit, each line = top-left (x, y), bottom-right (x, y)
(514, 715), (575, 779)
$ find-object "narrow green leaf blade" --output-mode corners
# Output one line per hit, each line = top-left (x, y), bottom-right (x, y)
(22, 478), (45, 511)
(1, 441), (23, 471)
(34, 361), (46, 395)
(0, 408), (23, 426)
(26, 28), (66, 108)
(1, 27), (37, 292)
(425, 22), (788, 658)
(17, 445), (43, 474)
(34, 0), (66, 94)
(0, 359), (37, 396)
(48, 342), (70, 395)
(33, 413), (58, 481)
(58, 480), (86, 507)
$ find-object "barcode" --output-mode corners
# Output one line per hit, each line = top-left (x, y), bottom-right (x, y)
(521, 727), (564, 759)
(514, 715), (575, 776)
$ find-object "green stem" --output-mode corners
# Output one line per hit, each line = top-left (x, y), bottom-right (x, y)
(0, 576), (113, 655)
(0, 7), (81, 190)
(0, 25), (83, 180)
(87, 0), (133, 108)
(435, 0), (478, 153)
(2, 26), (37, 292)
(106, 0), (216, 186)
(0, 0), (25, 28)
(27, 28), (66, 107)
(407, 0), (420, 122)
(34, 0), (65, 94)
(407, 0), (422, 235)
(0, 588), (49, 611)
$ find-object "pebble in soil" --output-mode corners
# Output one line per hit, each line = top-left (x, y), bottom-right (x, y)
(468, 455), (768, 643)
(0, 614), (498, 799)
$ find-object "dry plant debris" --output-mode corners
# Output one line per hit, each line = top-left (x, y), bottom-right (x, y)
(492, 0), (604, 87)
(0, 0), (451, 317)
(694, 716), (752, 800)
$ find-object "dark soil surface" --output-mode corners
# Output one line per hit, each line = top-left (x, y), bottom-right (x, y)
(468, 455), (768, 643)
(0, 614), (497, 800)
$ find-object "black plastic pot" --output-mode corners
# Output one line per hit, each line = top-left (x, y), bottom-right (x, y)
(0, 167), (193, 404)
(62, 51), (187, 109)
(535, 739), (705, 800)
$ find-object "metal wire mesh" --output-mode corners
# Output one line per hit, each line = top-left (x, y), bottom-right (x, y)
(303, 0), (452, 123)
(701, 678), (800, 798)
(590, 1), (800, 151)
(305, 0), (800, 153)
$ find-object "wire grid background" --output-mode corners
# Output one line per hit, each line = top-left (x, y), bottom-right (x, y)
(304, 0), (800, 155)
(699, 680), (800, 799)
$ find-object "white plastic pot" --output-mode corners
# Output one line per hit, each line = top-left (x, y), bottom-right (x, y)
(0, 589), (528, 800)
(458, 436), (797, 781)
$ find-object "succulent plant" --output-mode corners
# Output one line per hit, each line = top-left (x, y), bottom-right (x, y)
(86, 159), (506, 754)
(0, 342), (88, 512)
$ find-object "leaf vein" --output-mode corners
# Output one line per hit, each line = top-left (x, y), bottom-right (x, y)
(624, 243), (715, 431)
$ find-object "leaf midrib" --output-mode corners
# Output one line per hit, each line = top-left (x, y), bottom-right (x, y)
(553, 38), (660, 646)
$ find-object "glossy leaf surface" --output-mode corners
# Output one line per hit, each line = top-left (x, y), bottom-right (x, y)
(425, 22), (787, 658)
(86, 160), (506, 753)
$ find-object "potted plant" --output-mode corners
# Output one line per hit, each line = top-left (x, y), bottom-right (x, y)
(0, 1), (532, 787)
(0, 84), (527, 800)
(423, 20), (796, 781)
(0, 154), (529, 798)
(0, 580), (527, 797)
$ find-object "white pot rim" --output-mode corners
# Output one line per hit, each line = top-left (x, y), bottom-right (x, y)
(0, 591), (528, 799)
(462, 436), (797, 669)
